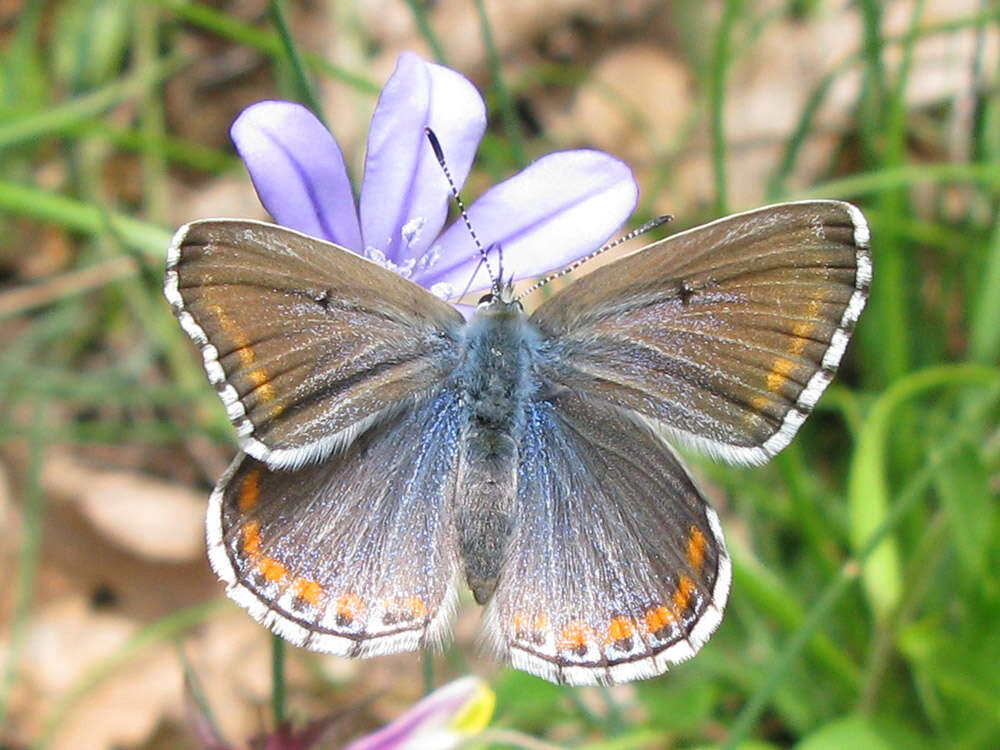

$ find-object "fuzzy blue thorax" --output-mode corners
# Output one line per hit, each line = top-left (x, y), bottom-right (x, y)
(453, 297), (542, 603)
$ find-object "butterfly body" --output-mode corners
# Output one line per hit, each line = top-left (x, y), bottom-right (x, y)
(453, 296), (540, 603)
(165, 200), (871, 685)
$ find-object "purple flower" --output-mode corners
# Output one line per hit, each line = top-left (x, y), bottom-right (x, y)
(231, 52), (638, 304)
(188, 676), (494, 750)
(342, 676), (494, 750)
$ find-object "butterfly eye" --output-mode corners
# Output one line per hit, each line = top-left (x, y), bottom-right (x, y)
(478, 293), (494, 305)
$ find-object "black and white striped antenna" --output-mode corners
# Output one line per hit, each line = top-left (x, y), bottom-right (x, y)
(424, 127), (502, 298)
(516, 214), (673, 301)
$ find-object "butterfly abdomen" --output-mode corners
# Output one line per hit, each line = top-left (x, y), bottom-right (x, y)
(454, 300), (541, 604)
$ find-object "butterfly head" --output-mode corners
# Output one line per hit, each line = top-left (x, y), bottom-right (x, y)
(476, 283), (522, 317)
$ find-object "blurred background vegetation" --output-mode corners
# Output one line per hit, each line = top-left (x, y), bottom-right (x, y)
(1, 1), (998, 748)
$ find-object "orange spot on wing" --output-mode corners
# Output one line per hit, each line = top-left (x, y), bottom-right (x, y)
(558, 622), (593, 653)
(257, 557), (288, 582)
(645, 605), (675, 634)
(790, 320), (814, 355)
(766, 357), (796, 393)
(335, 593), (365, 621)
(789, 299), (823, 356)
(687, 526), (707, 572)
(238, 470), (261, 512)
(234, 345), (255, 370)
(247, 368), (277, 405)
(209, 304), (278, 407)
(209, 305), (251, 361)
(748, 393), (772, 417)
(607, 616), (634, 643)
(241, 521), (262, 557)
(404, 597), (426, 619)
(673, 575), (694, 614)
(513, 612), (550, 645)
(293, 578), (324, 607)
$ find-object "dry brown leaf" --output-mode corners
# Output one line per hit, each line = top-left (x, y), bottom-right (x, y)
(169, 173), (271, 230)
(179, 612), (276, 744)
(551, 44), (693, 164)
(10, 595), (179, 750)
(358, 0), (660, 73)
(43, 452), (205, 563)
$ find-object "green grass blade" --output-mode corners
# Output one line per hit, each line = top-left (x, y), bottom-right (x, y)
(723, 383), (999, 748)
(709, 0), (740, 215)
(404, 0), (449, 65)
(970, 213), (1000, 364)
(847, 364), (999, 619)
(0, 404), (48, 732)
(0, 51), (187, 151)
(0, 179), (171, 255)
(151, 0), (378, 92)
(475, 0), (526, 168)
(796, 162), (1000, 197)
(269, 0), (326, 123)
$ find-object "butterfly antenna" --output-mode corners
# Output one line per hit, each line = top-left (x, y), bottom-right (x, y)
(457, 256), (487, 302)
(424, 127), (501, 296)
(516, 214), (673, 301)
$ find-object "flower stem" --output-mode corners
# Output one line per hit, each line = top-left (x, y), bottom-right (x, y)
(272, 634), (287, 725)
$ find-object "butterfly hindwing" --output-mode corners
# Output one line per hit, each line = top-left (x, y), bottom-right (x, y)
(484, 393), (731, 686)
(530, 200), (871, 465)
(208, 391), (463, 657)
(165, 220), (464, 469)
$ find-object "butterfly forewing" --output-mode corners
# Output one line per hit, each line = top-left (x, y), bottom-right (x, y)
(165, 220), (464, 469)
(531, 200), (871, 465)
(485, 394), (730, 686)
(209, 391), (463, 657)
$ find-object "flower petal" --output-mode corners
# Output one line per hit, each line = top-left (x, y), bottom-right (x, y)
(422, 150), (638, 296)
(359, 52), (486, 273)
(342, 677), (493, 750)
(231, 100), (362, 251)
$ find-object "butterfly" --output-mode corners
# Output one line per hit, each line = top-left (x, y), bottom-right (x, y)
(164, 199), (870, 685)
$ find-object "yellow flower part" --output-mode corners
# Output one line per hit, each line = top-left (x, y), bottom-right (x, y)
(448, 677), (496, 735)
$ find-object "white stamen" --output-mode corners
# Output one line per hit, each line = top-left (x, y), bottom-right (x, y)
(430, 281), (454, 299)
(401, 217), (425, 248)
(415, 244), (441, 272)
(365, 246), (388, 265)
(365, 246), (416, 278)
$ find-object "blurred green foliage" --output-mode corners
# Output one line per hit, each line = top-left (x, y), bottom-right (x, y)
(0, 1), (997, 748)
